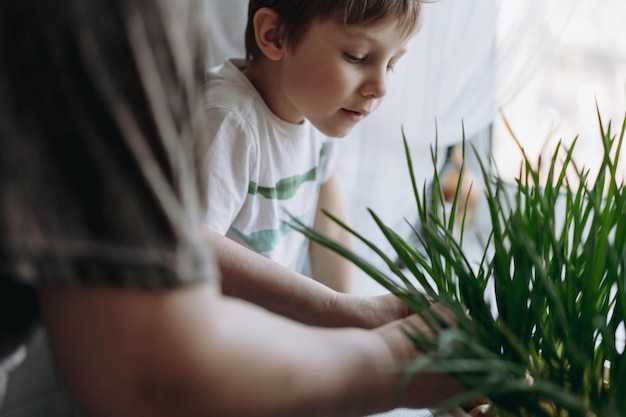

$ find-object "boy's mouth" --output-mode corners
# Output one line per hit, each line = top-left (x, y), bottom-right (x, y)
(341, 108), (370, 120)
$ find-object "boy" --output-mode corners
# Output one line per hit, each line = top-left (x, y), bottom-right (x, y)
(203, 0), (421, 293)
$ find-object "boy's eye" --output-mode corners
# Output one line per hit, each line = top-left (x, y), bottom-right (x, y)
(386, 59), (398, 73)
(344, 52), (365, 64)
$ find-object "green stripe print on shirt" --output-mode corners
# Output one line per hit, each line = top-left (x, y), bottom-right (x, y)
(247, 143), (328, 200)
(248, 168), (316, 199)
(229, 212), (310, 254)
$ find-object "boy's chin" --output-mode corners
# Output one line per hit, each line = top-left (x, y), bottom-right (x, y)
(316, 125), (354, 139)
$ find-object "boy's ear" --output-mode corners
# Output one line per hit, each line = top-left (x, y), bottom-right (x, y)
(252, 7), (285, 61)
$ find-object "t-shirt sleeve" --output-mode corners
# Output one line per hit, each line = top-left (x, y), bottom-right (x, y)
(0, 0), (217, 290)
(0, 0), (219, 360)
(202, 108), (258, 234)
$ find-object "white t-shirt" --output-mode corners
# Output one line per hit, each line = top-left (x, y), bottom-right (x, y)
(203, 59), (338, 273)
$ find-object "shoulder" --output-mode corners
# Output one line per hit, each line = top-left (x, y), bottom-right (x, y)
(205, 59), (261, 120)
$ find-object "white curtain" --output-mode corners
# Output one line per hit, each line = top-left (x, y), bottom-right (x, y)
(495, 0), (583, 107)
(202, 0), (580, 295)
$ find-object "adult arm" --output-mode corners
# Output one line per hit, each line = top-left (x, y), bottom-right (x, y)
(205, 226), (409, 328)
(39, 282), (465, 417)
(309, 175), (354, 293)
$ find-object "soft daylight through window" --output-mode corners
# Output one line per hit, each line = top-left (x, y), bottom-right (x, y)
(493, 0), (626, 186)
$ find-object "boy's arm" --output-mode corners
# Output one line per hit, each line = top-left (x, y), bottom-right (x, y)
(39, 282), (465, 417)
(204, 226), (408, 328)
(309, 175), (354, 293)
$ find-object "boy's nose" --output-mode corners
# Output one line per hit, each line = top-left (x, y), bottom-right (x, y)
(360, 69), (387, 99)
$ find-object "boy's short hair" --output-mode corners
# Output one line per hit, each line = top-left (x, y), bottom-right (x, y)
(245, 0), (422, 63)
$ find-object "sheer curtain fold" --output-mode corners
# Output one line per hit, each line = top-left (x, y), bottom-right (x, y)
(334, 0), (498, 284)
(495, 0), (583, 107)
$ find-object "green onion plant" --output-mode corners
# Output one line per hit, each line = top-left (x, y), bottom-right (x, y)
(291, 109), (626, 417)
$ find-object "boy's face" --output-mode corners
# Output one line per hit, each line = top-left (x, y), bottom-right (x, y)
(270, 17), (411, 138)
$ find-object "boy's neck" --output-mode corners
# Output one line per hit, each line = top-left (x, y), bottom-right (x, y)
(242, 59), (304, 125)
